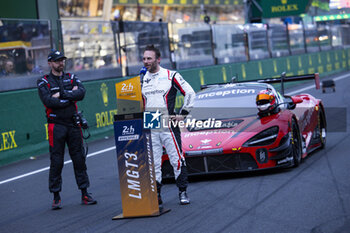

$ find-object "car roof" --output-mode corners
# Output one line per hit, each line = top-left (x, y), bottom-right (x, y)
(200, 82), (273, 92)
(198, 82), (276, 95)
(196, 82), (282, 104)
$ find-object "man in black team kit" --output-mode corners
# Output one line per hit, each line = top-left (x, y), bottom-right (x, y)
(141, 45), (195, 206)
(37, 50), (97, 210)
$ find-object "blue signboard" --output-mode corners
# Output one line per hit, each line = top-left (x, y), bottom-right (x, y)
(113, 118), (159, 217)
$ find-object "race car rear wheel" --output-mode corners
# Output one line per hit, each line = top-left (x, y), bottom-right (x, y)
(291, 118), (302, 167)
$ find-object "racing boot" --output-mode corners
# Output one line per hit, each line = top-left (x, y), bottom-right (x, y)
(179, 189), (190, 205)
(52, 192), (62, 210)
(81, 188), (97, 205)
(176, 161), (190, 205)
(157, 182), (163, 210)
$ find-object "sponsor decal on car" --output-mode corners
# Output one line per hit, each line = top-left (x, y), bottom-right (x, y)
(197, 88), (256, 99)
(277, 156), (293, 165)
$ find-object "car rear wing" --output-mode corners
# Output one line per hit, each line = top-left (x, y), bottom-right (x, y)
(200, 72), (320, 96)
(254, 72), (320, 95)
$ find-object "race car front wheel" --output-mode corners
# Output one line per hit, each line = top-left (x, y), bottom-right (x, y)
(291, 118), (302, 167)
(318, 108), (327, 149)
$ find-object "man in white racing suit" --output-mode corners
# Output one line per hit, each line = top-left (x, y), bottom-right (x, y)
(141, 45), (195, 205)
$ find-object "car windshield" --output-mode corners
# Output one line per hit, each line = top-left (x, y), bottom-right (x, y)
(189, 84), (269, 119)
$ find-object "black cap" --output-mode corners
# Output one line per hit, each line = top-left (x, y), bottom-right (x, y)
(48, 50), (67, 61)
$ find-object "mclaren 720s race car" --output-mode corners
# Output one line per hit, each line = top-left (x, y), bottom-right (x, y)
(161, 73), (327, 178)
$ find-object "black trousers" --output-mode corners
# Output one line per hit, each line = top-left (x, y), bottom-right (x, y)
(48, 123), (90, 193)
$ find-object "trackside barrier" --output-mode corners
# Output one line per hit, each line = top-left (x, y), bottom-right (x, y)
(0, 48), (349, 166)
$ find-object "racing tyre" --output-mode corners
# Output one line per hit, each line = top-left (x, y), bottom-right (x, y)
(318, 108), (327, 149)
(291, 118), (302, 167)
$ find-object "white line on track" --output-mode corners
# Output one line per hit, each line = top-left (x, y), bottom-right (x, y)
(286, 72), (350, 95)
(0, 146), (116, 185)
(1, 72), (350, 185)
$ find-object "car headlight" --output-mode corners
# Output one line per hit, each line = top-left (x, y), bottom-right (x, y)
(243, 126), (279, 147)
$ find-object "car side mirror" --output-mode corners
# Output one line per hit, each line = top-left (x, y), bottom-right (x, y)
(285, 96), (303, 110)
(291, 96), (303, 104)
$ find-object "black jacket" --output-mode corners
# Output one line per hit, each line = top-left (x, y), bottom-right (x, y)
(37, 71), (85, 125)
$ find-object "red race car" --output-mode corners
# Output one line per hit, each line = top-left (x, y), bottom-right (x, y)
(161, 73), (326, 178)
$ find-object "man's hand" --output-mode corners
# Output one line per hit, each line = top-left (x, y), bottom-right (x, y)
(169, 115), (186, 132)
(179, 109), (190, 116)
(72, 86), (78, 91)
(52, 92), (60, 98)
(170, 115), (184, 125)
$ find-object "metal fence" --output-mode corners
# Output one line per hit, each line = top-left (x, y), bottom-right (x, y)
(170, 22), (350, 67)
(1, 17), (350, 91)
(115, 21), (171, 76)
(58, 19), (122, 81)
(170, 23), (215, 69)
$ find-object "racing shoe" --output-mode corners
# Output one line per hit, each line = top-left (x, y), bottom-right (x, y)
(179, 191), (190, 205)
(81, 193), (97, 205)
(52, 198), (62, 210)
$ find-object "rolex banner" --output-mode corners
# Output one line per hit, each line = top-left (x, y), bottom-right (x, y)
(113, 118), (159, 218)
(115, 76), (143, 115)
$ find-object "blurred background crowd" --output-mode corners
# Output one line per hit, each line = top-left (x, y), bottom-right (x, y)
(1, 0), (350, 80)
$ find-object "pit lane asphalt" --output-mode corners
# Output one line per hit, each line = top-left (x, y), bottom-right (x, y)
(1, 72), (350, 233)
